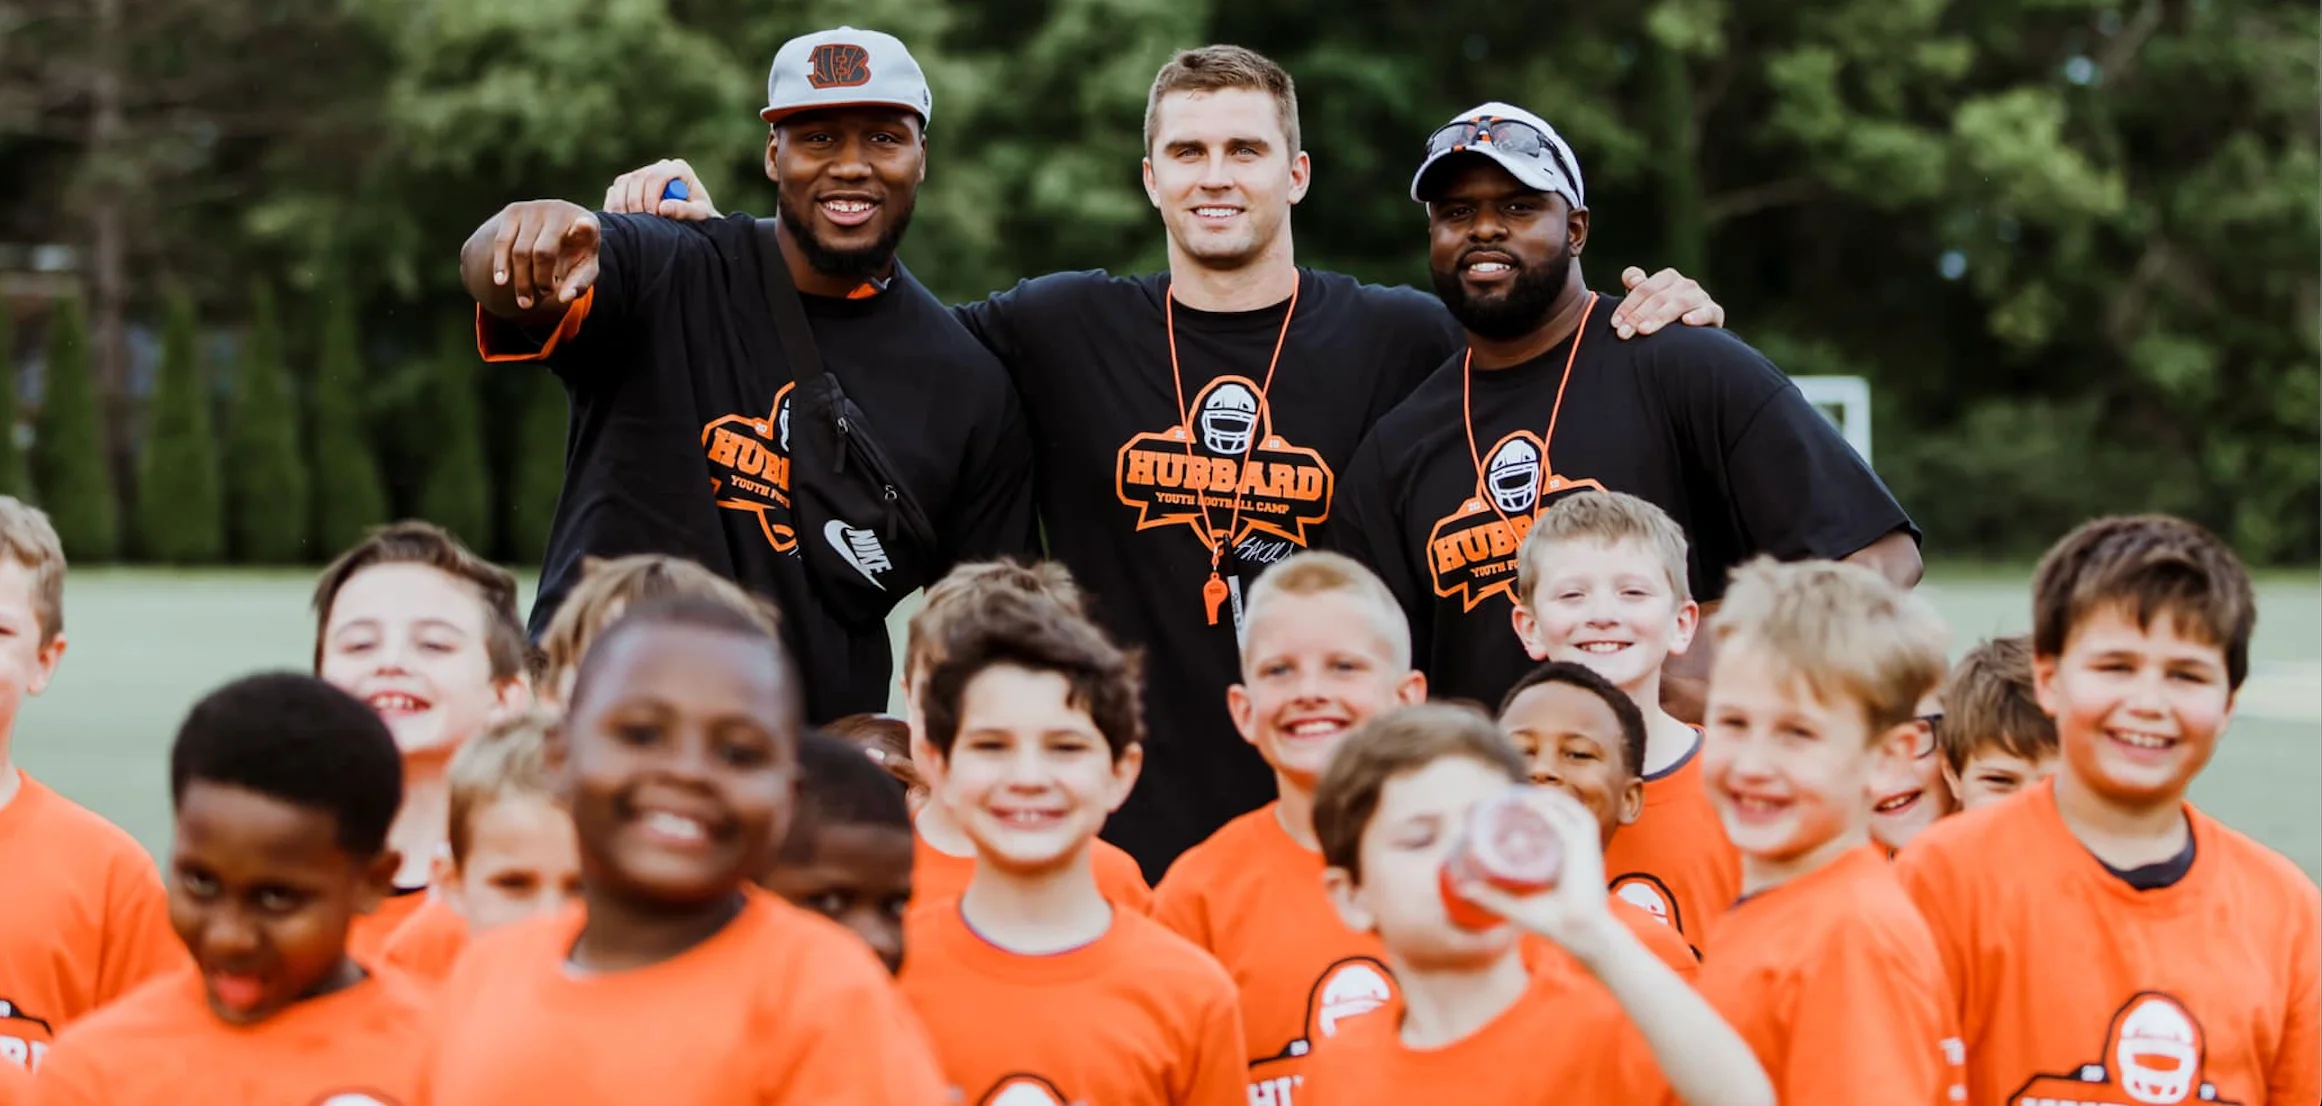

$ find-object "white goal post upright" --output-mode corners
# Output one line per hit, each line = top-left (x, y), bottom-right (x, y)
(1792, 375), (1873, 466)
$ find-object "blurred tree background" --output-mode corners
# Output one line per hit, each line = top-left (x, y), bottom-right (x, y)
(0, 0), (2312, 563)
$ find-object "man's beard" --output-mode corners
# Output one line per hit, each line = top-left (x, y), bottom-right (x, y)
(776, 191), (918, 282)
(1429, 248), (1573, 341)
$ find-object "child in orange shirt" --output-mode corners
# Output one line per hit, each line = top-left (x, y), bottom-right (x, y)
(1304, 704), (1771, 1106)
(416, 597), (944, 1105)
(312, 521), (531, 960)
(1694, 557), (1962, 1104)
(531, 552), (779, 709)
(1898, 516), (2320, 1106)
(1933, 634), (2058, 811)
(903, 560), (1151, 911)
(902, 588), (1245, 1106)
(34, 673), (433, 1104)
(1510, 491), (1739, 951)
(0, 498), (179, 1073)
(1150, 552), (1427, 1104)
(757, 730), (915, 974)
(379, 711), (581, 984)
(1867, 682), (1955, 853)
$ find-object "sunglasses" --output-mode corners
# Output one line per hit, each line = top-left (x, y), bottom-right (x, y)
(1424, 118), (1579, 195)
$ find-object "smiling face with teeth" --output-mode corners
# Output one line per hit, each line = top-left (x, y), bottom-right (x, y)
(767, 107), (925, 291)
(1423, 160), (1586, 344)
(925, 664), (1141, 878)
(2035, 605), (2233, 816)
(1514, 537), (1698, 699)
(1866, 689), (1956, 851)
(319, 564), (527, 765)
(1230, 590), (1425, 792)
(1142, 88), (1311, 273)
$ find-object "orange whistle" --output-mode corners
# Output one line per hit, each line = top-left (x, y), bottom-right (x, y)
(1203, 573), (1230, 626)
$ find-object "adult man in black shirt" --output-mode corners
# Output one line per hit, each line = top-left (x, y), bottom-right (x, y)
(461, 28), (1035, 723)
(1335, 101), (1923, 716)
(614, 47), (1728, 878)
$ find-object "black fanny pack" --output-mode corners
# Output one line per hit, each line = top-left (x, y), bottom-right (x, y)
(750, 218), (937, 628)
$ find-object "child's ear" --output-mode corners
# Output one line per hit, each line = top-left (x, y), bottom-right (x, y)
(1668, 599), (1701, 658)
(26, 632), (65, 696)
(1395, 669), (1428, 706)
(356, 849), (402, 915)
(2031, 653), (2062, 719)
(1940, 760), (1965, 801)
(1227, 684), (1258, 747)
(491, 674), (532, 720)
(1616, 776), (1645, 827)
(911, 730), (947, 789)
(430, 851), (468, 918)
(1105, 743), (1145, 813)
(1511, 604), (1549, 661)
(1321, 866), (1374, 935)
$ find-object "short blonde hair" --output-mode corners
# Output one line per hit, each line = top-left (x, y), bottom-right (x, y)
(1515, 491), (1691, 607)
(0, 498), (65, 645)
(1240, 551), (1411, 671)
(537, 555), (778, 694)
(445, 710), (560, 865)
(1711, 557), (1948, 737)
(905, 559), (1085, 685)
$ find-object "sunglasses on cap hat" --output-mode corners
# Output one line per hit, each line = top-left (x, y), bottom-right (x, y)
(1425, 118), (1580, 190)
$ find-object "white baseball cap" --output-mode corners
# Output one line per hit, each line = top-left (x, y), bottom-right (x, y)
(761, 27), (933, 127)
(1410, 102), (1584, 209)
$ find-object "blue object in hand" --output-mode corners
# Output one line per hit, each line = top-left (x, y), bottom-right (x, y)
(662, 179), (690, 202)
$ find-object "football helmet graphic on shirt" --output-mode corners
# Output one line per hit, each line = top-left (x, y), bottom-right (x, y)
(311, 1095), (394, 1106)
(1200, 381), (1261, 456)
(1485, 436), (1542, 513)
(978, 1073), (1068, 1106)
(1611, 874), (1682, 930)
(2008, 991), (2237, 1106)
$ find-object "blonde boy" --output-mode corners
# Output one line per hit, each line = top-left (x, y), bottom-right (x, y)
(0, 498), (181, 1071)
(1933, 634), (2057, 811)
(1510, 491), (1737, 950)
(1693, 558), (1962, 1102)
(902, 560), (1150, 910)
(1304, 704), (1772, 1106)
(1898, 516), (2317, 1105)
(379, 712), (581, 983)
(1152, 552), (1425, 1100)
(901, 589), (1245, 1105)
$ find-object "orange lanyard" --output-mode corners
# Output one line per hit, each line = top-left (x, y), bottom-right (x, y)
(1461, 292), (1596, 529)
(1166, 274), (1301, 626)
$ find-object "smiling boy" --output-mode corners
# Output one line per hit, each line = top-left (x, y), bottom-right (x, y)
(34, 674), (431, 1104)
(758, 731), (916, 975)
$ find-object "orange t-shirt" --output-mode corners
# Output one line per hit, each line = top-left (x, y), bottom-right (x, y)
(1695, 843), (1961, 1105)
(418, 888), (944, 1105)
(33, 967), (432, 1104)
(0, 772), (183, 1074)
(345, 889), (429, 969)
(378, 897), (467, 985)
(913, 830), (1154, 913)
(1301, 947), (1663, 1105)
(1602, 739), (1740, 955)
(1896, 780), (2321, 1106)
(900, 900), (1246, 1106)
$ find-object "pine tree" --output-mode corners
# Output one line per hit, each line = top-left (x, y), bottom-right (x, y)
(310, 292), (390, 556)
(135, 289), (226, 563)
(30, 297), (119, 561)
(0, 306), (24, 499)
(224, 281), (311, 563)
(507, 371), (567, 565)
(418, 316), (492, 553)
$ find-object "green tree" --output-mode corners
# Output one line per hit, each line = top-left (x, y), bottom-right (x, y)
(418, 318), (492, 553)
(31, 297), (119, 561)
(225, 281), (311, 562)
(507, 372), (567, 565)
(135, 290), (227, 563)
(0, 306), (24, 499)
(310, 291), (391, 555)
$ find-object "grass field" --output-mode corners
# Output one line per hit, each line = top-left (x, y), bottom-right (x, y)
(18, 567), (2321, 879)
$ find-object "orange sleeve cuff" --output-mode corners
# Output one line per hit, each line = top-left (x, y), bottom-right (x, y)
(475, 286), (595, 363)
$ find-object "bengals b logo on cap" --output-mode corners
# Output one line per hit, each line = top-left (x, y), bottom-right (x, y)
(808, 43), (872, 89)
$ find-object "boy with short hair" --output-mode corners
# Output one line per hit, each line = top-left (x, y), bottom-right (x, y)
(1933, 634), (2057, 811)
(312, 520), (531, 960)
(1151, 551), (1427, 1101)
(903, 560), (1151, 910)
(0, 498), (180, 1074)
(417, 597), (946, 1103)
(34, 673), (432, 1103)
(759, 730), (915, 975)
(904, 589), (1245, 1105)
(532, 552), (780, 708)
(1304, 704), (1772, 1106)
(379, 711), (581, 984)
(1898, 516), (2319, 1105)
(1693, 557), (1962, 1102)
(1867, 683), (1956, 853)
(1510, 491), (1739, 951)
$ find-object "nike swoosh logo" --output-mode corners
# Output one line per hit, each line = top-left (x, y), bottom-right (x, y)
(824, 520), (886, 590)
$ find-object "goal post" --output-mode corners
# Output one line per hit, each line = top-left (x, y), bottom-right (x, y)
(1792, 376), (1873, 465)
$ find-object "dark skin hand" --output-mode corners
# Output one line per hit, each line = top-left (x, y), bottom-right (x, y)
(460, 200), (601, 328)
(1660, 529), (1925, 724)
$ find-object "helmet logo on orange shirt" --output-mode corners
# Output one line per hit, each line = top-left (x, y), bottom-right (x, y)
(2008, 992), (2237, 1106)
(310, 1094), (395, 1105)
(978, 1073), (1070, 1106)
(1610, 873), (1682, 931)
(1115, 375), (1335, 558)
(702, 383), (801, 553)
(0, 997), (50, 1075)
(1425, 431), (1605, 612)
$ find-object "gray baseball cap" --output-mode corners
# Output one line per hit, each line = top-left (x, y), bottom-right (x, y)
(761, 27), (932, 126)
(1410, 101), (1584, 209)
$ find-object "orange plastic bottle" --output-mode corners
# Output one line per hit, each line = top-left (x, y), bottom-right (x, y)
(1439, 788), (1564, 929)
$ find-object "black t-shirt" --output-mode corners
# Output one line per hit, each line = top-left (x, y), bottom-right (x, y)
(1334, 294), (1916, 710)
(506, 212), (1036, 721)
(953, 269), (1462, 877)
